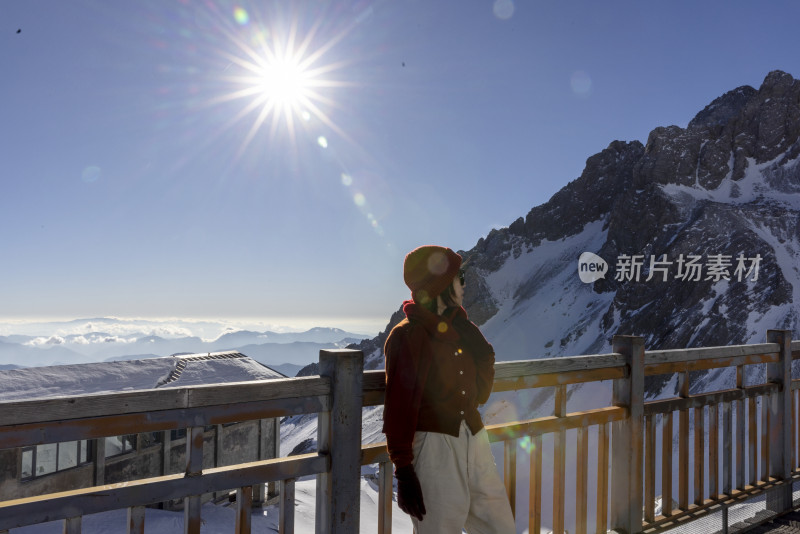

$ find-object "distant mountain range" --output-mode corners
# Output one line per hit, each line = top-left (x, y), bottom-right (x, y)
(0, 323), (367, 375)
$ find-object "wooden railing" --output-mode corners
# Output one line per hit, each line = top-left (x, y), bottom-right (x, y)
(1, 332), (799, 533)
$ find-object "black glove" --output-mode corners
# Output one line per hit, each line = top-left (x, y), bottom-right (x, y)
(395, 464), (426, 521)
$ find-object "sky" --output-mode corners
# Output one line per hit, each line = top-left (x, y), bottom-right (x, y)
(2, 1), (799, 335)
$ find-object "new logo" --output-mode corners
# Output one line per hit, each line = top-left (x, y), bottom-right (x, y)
(578, 252), (608, 283)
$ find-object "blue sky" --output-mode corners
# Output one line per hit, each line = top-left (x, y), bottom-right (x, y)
(2, 1), (799, 334)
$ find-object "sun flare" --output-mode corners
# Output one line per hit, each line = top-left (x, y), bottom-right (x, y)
(258, 57), (308, 108)
(206, 8), (353, 157)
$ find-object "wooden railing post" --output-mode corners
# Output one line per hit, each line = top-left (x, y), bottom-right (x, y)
(127, 505), (145, 534)
(610, 335), (645, 534)
(766, 329), (792, 513)
(315, 349), (364, 534)
(378, 461), (393, 534)
(184, 426), (204, 534)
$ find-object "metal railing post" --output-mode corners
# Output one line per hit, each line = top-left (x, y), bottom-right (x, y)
(315, 349), (364, 534)
(610, 335), (645, 534)
(766, 329), (792, 513)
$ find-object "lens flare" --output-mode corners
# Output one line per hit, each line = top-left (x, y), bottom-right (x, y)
(81, 166), (101, 183)
(570, 70), (592, 97)
(197, 5), (357, 160)
(233, 7), (249, 26)
(493, 0), (515, 20)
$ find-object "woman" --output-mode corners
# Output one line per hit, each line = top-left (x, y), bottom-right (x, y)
(382, 245), (516, 533)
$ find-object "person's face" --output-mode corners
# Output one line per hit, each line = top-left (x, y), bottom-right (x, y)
(451, 272), (464, 307)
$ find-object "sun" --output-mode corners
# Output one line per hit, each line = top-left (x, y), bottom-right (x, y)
(257, 56), (309, 108)
(206, 9), (353, 157)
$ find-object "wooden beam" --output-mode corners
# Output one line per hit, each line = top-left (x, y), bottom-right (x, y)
(485, 406), (627, 443)
(643, 383), (778, 417)
(0, 453), (326, 531)
(0, 396), (328, 450)
(493, 367), (626, 392)
(644, 343), (779, 369)
(0, 377), (331, 427)
(494, 353), (626, 379)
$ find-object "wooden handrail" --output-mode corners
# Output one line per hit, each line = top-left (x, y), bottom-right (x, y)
(0, 376), (331, 426)
(0, 453), (327, 530)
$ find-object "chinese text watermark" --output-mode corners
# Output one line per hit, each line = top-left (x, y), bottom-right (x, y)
(578, 253), (761, 284)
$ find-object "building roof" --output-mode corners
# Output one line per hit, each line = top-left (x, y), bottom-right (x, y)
(0, 351), (285, 401)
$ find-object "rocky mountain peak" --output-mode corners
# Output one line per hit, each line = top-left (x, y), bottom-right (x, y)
(362, 70), (800, 372)
(687, 85), (756, 131)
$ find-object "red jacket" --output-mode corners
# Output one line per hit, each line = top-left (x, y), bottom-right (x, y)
(382, 300), (495, 468)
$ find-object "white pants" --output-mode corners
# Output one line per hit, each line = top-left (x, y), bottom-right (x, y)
(411, 421), (516, 534)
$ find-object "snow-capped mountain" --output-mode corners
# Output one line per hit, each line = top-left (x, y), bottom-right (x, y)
(471, 70), (800, 362)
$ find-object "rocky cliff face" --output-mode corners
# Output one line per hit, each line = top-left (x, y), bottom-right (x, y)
(454, 71), (800, 368)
